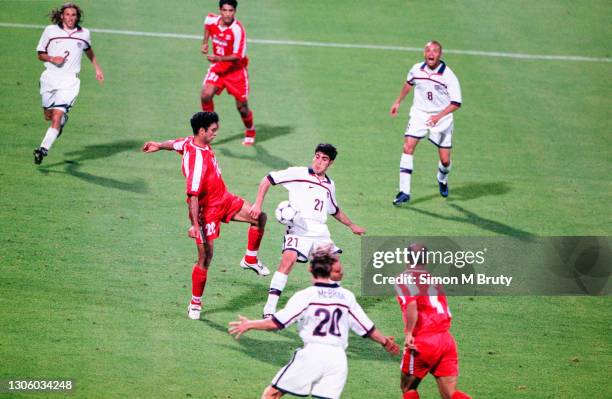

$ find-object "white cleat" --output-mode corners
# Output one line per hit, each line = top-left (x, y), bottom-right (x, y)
(187, 303), (202, 320)
(240, 257), (270, 277)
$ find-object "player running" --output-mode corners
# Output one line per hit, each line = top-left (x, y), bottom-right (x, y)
(248, 144), (366, 317)
(33, 2), (104, 164)
(229, 245), (399, 399)
(390, 40), (462, 204)
(142, 111), (269, 320)
(395, 243), (472, 399)
(200, 0), (257, 145)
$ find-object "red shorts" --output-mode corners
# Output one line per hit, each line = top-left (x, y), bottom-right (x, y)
(400, 331), (458, 378)
(203, 66), (249, 102)
(199, 192), (244, 241)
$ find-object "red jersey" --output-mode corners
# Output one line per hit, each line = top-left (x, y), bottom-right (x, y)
(395, 269), (452, 336)
(204, 13), (248, 71)
(172, 136), (227, 208)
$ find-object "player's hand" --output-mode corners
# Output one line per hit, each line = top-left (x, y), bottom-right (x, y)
(201, 43), (209, 54)
(248, 204), (262, 219)
(405, 333), (417, 351)
(95, 67), (104, 83)
(142, 141), (161, 153)
(207, 54), (220, 63)
(383, 336), (400, 355)
(390, 102), (401, 117)
(350, 224), (366, 235)
(228, 315), (251, 339)
(426, 114), (442, 127)
(188, 225), (204, 245)
(49, 56), (66, 66)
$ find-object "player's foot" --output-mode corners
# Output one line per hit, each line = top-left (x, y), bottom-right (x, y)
(242, 137), (255, 146)
(33, 147), (48, 165)
(438, 181), (449, 197)
(240, 257), (270, 276)
(393, 191), (410, 206)
(187, 303), (202, 320)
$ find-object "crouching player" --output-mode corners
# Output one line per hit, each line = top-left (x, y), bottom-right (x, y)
(229, 245), (399, 399)
(395, 243), (472, 399)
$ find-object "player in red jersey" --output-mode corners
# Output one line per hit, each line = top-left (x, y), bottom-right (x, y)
(200, 0), (257, 146)
(142, 111), (270, 320)
(395, 243), (472, 399)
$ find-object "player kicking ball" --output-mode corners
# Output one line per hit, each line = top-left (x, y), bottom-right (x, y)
(390, 40), (462, 204)
(142, 111), (269, 320)
(229, 245), (399, 399)
(395, 243), (472, 399)
(248, 144), (366, 317)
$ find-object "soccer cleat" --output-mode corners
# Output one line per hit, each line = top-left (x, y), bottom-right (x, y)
(242, 136), (255, 146)
(187, 303), (202, 320)
(33, 147), (48, 165)
(438, 181), (449, 197)
(393, 191), (410, 206)
(240, 257), (270, 277)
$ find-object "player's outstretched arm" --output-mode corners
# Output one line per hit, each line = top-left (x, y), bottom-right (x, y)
(390, 82), (413, 117)
(85, 48), (104, 83)
(249, 176), (272, 218)
(142, 140), (175, 153)
(401, 300), (419, 350)
(333, 210), (366, 235)
(228, 315), (279, 339)
(367, 328), (400, 355)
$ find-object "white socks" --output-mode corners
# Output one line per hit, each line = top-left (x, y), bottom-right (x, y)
(40, 127), (59, 150)
(264, 271), (288, 315)
(399, 153), (413, 194)
(437, 161), (452, 184)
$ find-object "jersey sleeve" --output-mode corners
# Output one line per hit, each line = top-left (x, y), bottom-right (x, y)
(230, 23), (247, 58)
(204, 13), (217, 30)
(348, 296), (375, 337)
(327, 181), (339, 215)
(447, 70), (462, 105)
(268, 167), (303, 186)
(272, 291), (308, 330)
(36, 26), (51, 53)
(171, 137), (189, 154)
(82, 28), (91, 50)
(406, 65), (417, 86)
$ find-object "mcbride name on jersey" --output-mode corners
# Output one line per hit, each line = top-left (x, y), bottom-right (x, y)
(272, 282), (375, 349)
(267, 167), (340, 237)
(406, 61), (462, 115)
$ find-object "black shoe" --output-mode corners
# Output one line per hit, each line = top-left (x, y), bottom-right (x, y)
(393, 191), (410, 205)
(33, 147), (47, 165)
(439, 181), (449, 197)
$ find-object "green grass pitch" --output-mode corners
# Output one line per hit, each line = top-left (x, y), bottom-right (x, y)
(0, 0), (610, 398)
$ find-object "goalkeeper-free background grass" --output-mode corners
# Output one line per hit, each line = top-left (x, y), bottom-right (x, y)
(1, 1), (610, 398)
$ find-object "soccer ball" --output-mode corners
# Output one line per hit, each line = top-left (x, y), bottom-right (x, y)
(275, 201), (299, 225)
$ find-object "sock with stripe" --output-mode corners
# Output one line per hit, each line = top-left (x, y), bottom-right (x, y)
(399, 153), (413, 194)
(244, 226), (264, 264)
(263, 271), (288, 315)
(437, 160), (452, 184)
(191, 265), (208, 305)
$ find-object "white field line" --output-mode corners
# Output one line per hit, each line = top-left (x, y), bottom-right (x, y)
(2, 22), (610, 63)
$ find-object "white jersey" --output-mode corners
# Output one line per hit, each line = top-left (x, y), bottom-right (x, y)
(37, 24), (91, 86)
(272, 282), (375, 350)
(406, 61), (462, 115)
(268, 167), (339, 237)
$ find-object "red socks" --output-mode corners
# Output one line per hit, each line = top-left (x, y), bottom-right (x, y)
(241, 110), (254, 130)
(451, 392), (471, 399)
(191, 265), (208, 302)
(244, 226), (264, 264)
(201, 100), (214, 112)
(403, 391), (419, 399)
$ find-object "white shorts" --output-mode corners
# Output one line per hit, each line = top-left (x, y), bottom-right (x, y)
(283, 234), (342, 263)
(40, 72), (80, 113)
(405, 109), (454, 148)
(272, 344), (347, 399)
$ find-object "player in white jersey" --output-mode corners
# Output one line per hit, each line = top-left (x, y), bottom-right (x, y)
(390, 41), (462, 204)
(33, 3), (104, 165)
(229, 245), (399, 399)
(248, 144), (366, 317)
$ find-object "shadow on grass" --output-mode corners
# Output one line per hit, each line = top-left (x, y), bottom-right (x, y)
(37, 139), (148, 193)
(410, 181), (511, 205)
